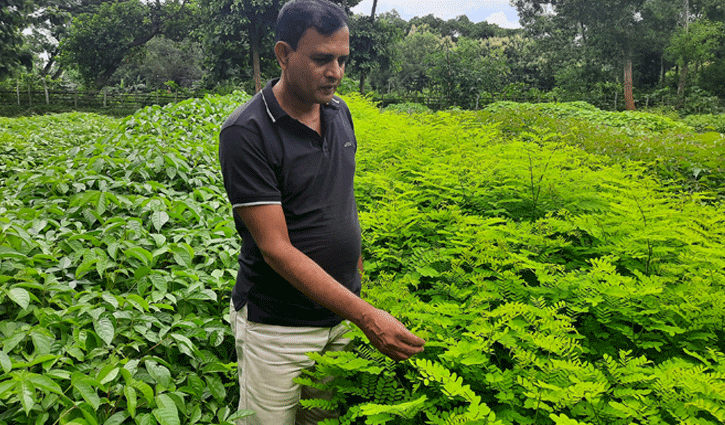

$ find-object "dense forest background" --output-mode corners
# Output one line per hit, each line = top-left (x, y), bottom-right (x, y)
(1, 0), (724, 114)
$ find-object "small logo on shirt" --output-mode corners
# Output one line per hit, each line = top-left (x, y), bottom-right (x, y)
(344, 141), (353, 148)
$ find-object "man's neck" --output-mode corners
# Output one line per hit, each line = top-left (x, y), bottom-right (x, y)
(272, 79), (321, 125)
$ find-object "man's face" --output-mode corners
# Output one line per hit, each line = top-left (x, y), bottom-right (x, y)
(285, 26), (350, 105)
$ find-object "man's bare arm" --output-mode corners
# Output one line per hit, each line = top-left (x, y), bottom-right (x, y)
(235, 204), (425, 361)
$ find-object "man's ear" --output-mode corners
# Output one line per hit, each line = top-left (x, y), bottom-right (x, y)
(274, 41), (292, 70)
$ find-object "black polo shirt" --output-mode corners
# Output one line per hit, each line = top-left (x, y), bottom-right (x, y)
(219, 79), (361, 327)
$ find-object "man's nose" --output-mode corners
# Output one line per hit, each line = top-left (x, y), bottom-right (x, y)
(326, 61), (344, 79)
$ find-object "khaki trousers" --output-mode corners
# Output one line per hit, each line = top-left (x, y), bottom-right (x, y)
(230, 301), (350, 425)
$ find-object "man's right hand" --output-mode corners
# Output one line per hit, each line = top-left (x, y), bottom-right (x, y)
(358, 308), (425, 361)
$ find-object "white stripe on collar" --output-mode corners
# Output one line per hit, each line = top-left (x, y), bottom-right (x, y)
(261, 90), (276, 123)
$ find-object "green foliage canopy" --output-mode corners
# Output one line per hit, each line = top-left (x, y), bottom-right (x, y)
(59, 0), (198, 90)
(0, 0), (36, 79)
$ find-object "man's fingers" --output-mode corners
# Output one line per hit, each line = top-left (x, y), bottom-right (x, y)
(400, 330), (426, 347)
(363, 308), (425, 361)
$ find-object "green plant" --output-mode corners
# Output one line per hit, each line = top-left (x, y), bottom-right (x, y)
(0, 93), (254, 425)
(296, 95), (725, 425)
(3, 95), (724, 425)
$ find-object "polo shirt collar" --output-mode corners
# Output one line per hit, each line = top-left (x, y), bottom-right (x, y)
(261, 78), (340, 125)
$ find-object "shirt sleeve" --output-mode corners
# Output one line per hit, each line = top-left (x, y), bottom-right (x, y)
(219, 125), (281, 208)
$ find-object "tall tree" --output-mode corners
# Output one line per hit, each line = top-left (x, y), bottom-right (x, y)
(348, 11), (401, 93)
(513, 0), (659, 110)
(388, 26), (439, 95)
(200, 0), (358, 93)
(0, 0), (36, 79)
(666, 18), (725, 100)
(59, 0), (197, 90)
(24, 0), (115, 79)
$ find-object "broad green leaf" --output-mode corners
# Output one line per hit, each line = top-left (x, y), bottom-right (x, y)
(78, 402), (100, 425)
(135, 413), (154, 425)
(151, 211), (170, 232)
(131, 379), (155, 404)
(72, 376), (101, 410)
(149, 274), (168, 293)
(170, 245), (192, 268)
(97, 192), (109, 216)
(94, 317), (114, 346)
(153, 394), (180, 425)
(189, 405), (202, 424)
(210, 330), (225, 347)
(98, 365), (120, 385)
(31, 219), (48, 234)
(7, 287), (30, 310)
(4, 332), (27, 353)
(34, 412), (50, 425)
(103, 412), (129, 425)
(106, 243), (120, 260)
(27, 373), (63, 395)
(19, 379), (36, 414)
(28, 354), (57, 368)
(170, 333), (195, 357)
(124, 385), (137, 418)
(76, 257), (99, 279)
(59, 256), (72, 269)
(0, 350), (11, 373)
(146, 361), (172, 389)
(83, 208), (98, 225)
(151, 233), (167, 247)
(124, 246), (153, 266)
(0, 379), (16, 397)
(226, 410), (256, 421)
(204, 375), (226, 401)
(126, 294), (149, 312)
(0, 246), (25, 260)
(134, 266), (151, 279)
(123, 359), (141, 375)
(30, 330), (53, 355)
(101, 292), (119, 308)
(201, 362), (230, 374)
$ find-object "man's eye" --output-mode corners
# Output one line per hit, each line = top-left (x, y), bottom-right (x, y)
(338, 58), (347, 66)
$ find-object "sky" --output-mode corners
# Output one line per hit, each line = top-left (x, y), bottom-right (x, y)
(351, 0), (522, 29)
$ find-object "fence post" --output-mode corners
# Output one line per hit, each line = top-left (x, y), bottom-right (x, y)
(614, 91), (618, 111)
(16, 81), (20, 105)
(103, 88), (107, 107)
(74, 91), (78, 108)
(27, 81), (32, 106)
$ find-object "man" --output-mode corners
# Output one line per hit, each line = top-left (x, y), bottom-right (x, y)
(218, 0), (425, 424)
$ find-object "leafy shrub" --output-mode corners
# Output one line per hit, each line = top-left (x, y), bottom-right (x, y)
(299, 95), (725, 425)
(383, 102), (432, 114)
(0, 93), (253, 425)
(682, 113), (725, 133)
(479, 101), (725, 201)
(484, 101), (693, 134)
(2, 95), (724, 425)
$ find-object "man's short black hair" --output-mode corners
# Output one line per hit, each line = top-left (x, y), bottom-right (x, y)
(276, 0), (348, 50)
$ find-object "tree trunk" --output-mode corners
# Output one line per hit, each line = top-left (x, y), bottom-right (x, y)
(359, 73), (366, 94)
(251, 30), (262, 93)
(676, 0), (689, 103)
(677, 62), (688, 99)
(623, 51), (635, 110)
